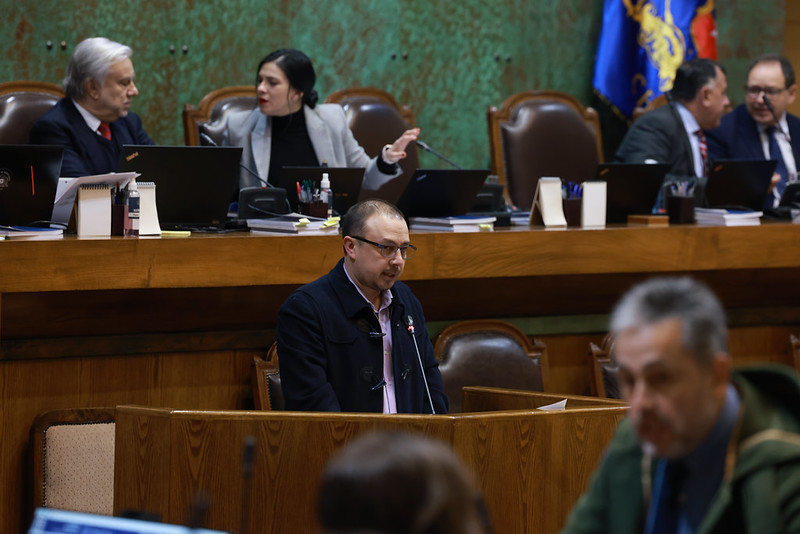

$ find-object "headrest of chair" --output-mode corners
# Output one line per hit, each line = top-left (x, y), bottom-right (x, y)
(0, 92), (61, 144)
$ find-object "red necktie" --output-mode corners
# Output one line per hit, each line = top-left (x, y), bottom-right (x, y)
(696, 129), (708, 177)
(98, 122), (112, 141)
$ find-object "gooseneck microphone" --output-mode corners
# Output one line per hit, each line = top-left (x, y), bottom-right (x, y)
(406, 315), (436, 414)
(199, 132), (274, 189)
(415, 140), (463, 170)
(240, 435), (257, 534)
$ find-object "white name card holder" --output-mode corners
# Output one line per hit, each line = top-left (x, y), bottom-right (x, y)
(137, 182), (162, 236)
(530, 177), (567, 227)
(581, 181), (607, 228)
(76, 184), (111, 237)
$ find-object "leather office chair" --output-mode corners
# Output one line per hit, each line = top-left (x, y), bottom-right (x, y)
(325, 87), (419, 203)
(487, 90), (603, 209)
(31, 407), (116, 516)
(182, 85), (257, 146)
(433, 319), (548, 413)
(0, 81), (64, 145)
(252, 343), (284, 410)
(588, 335), (621, 399)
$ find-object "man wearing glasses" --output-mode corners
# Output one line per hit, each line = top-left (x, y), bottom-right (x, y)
(277, 199), (448, 414)
(707, 54), (800, 208)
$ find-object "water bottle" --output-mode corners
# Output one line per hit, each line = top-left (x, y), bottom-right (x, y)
(124, 178), (140, 238)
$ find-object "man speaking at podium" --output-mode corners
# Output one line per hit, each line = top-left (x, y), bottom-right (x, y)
(277, 199), (448, 414)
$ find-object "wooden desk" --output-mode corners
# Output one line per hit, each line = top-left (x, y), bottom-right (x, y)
(114, 394), (627, 534)
(3, 225), (800, 532)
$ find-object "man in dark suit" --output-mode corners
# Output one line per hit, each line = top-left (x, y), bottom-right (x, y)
(30, 37), (153, 177)
(706, 54), (800, 208)
(614, 58), (730, 207)
(277, 199), (448, 414)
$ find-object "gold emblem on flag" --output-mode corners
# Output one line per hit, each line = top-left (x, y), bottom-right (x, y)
(624, 0), (685, 92)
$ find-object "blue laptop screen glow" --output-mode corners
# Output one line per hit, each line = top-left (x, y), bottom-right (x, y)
(29, 508), (227, 534)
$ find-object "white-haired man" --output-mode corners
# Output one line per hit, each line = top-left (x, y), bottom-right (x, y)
(30, 37), (153, 176)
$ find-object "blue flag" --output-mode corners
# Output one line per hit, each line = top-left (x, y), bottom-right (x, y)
(593, 0), (717, 119)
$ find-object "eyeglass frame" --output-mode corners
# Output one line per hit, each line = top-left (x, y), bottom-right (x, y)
(744, 85), (787, 97)
(349, 235), (417, 260)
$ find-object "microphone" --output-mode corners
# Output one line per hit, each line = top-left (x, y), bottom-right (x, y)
(369, 330), (386, 339)
(200, 131), (275, 190)
(406, 315), (436, 414)
(415, 140), (463, 170)
(240, 435), (257, 534)
(763, 94), (794, 144)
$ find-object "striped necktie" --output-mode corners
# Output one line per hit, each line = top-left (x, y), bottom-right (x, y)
(695, 129), (708, 177)
(98, 122), (112, 141)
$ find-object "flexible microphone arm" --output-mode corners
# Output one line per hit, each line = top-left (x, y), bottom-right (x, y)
(406, 315), (436, 414)
(240, 435), (257, 534)
(415, 140), (463, 170)
(200, 131), (274, 189)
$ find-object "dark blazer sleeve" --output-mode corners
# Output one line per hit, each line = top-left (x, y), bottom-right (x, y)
(614, 108), (676, 165)
(277, 290), (342, 412)
(117, 112), (154, 146)
(30, 103), (93, 177)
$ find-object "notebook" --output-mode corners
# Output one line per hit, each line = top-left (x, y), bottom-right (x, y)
(396, 169), (490, 217)
(277, 166), (365, 215)
(118, 145), (242, 229)
(0, 145), (63, 226)
(28, 507), (225, 534)
(594, 162), (670, 223)
(705, 159), (777, 211)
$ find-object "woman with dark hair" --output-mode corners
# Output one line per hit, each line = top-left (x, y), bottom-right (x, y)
(220, 48), (419, 194)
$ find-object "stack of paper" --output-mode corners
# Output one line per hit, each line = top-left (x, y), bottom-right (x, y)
(694, 208), (762, 226)
(409, 216), (495, 232)
(0, 226), (63, 240)
(247, 215), (340, 234)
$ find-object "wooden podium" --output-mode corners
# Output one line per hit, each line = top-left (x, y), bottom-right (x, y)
(114, 389), (626, 534)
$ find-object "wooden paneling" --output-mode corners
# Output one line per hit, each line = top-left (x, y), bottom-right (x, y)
(114, 397), (626, 534)
(3, 225), (800, 532)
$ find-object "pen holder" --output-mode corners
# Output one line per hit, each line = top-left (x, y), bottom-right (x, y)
(299, 201), (328, 218)
(667, 195), (694, 224)
(562, 198), (582, 227)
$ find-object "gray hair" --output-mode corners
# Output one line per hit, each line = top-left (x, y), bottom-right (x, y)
(63, 38), (133, 99)
(610, 277), (728, 366)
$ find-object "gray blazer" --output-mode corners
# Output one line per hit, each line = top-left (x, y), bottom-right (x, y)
(220, 104), (400, 192)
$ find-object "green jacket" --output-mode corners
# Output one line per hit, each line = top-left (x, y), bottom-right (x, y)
(561, 366), (800, 534)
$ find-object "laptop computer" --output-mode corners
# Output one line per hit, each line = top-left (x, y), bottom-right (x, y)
(705, 159), (777, 210)
(276, 166), (365, 215)
(395, 169), (490, 217)
(0, 145), (63, 226)
(118, 145), (243, 229)
(28, 507), (225, 534)
(595, 162), (670, 223)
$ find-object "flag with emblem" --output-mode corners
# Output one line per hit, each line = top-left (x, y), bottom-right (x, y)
(592, 0), (717, 157)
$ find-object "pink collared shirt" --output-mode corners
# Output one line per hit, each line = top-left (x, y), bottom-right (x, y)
(343, 264), (397, 413)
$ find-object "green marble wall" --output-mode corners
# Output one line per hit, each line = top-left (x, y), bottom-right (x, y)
(0, 0), (785, 168)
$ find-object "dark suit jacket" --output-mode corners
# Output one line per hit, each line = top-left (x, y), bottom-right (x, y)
(277, 259), (448, 414)
(614, 103), (695, 177)
(29, 98), (153, 177)
(706, 103), (800, 164)
(614, 104), (700, 208)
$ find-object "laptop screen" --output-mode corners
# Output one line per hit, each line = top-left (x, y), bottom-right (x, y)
(595, 162), (670, 223)
(0, 145), (63, 226)
(396, 169), (489, 217)
(28, 508), (227, 534)
(705, 159), (776, 210)
(118, 145), (242, 229)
